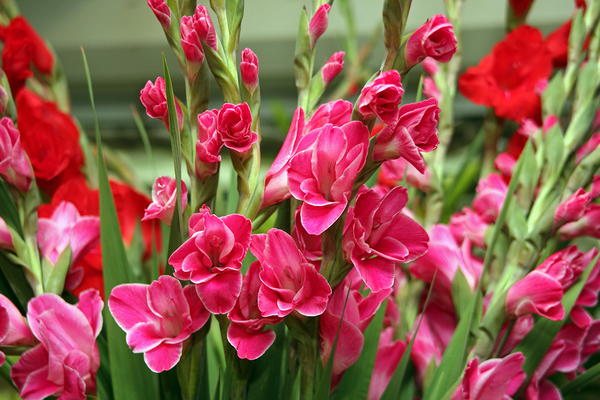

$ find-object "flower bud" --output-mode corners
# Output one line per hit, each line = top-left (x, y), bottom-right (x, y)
(240, 48), (259, 94)
(0, 217), (13, 251)
(357, 70), (404, 124)
(147, 0), (171, 30)
(218, 103), (257, 153)
(309, 3), (331, 49)
(192, 5), (218, 51)
(180, 15), (205, 81)
(554, 188), (591, 229)
(196, 109), (223, 182)
(0, 117), (33, 192)
(142, 176), (188, 226)
(406, 14), (457, 67)
(139, 77), (184, 131)
(321, 51), (344, 85)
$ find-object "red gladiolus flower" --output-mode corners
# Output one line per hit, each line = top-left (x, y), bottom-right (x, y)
(458, 25), (552, 123)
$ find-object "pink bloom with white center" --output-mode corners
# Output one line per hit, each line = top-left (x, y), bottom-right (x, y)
(250, 229), (331, 318)
(357, 70), (404, 124)
(322, 52), (344, 85)
(0, 216), (13, 250)
(108, 276), (209, 372)
(406, 14), (457, 67)
(305, 100), (353, 132)
(472, 173), (508, 223)
(308, 3), (330, 49)
(288, 121), (370, 235)
(140, 77), (184, 131)
(409, 224), (483, 309)
(0, 294), (35, 366)
(343, 187), (429, 292)
(372, 98), (440, 173)
(191, 5), (218, 51)
(142, 176), (188, 226)
(319, 274), (390, 381)
(554, 188), (592, 229)
(451, 353), (525, 400)
(195, 109), (223, 182)
(11, 289), (103, 400)
(261, 108), (306, 209)
(180, 15), (205, 81)
(147, 0), (171, 30)
(37, 201), (100, 265)
(240, 48), (259, 94)
(0, 117), (33, 192)
(218, 103), (257, 153)
(168, 209), (252, 314)
(449, 207), (489, 248)
(227, 261), (283, 360)
(560, 204), (600, 240)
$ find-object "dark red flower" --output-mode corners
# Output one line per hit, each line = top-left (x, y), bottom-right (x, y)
(16, 89), (84, 195)
(458, 25), (552, 123)
(0, 16), (54, 94)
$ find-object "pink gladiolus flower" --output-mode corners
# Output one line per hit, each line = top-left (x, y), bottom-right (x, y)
(169, 209), (252, 314)
(227, 261), (283, 360)
(406, 15), (457, 67)
(292, 205), (323, 271)
(148, 0), (171, 30)
(449, 207), (489, 248)
(357, 70), (404, 124)
(0, 216), (13, 250)
(262, 108), (306, 209)
(409, 224), (482, 309)
(309, 3), (330, 49)
(372, 98), (440, 173)
(322, 52), (344, 85)
(288, 121), (370, 235)
(11, 289), (103, 400)
(377, 157), (431, 192)
(0, 294), (35, 366)
(554, 188), (591, 229)
(576, 133), (600, 165)
(451, 353), (525, 400)
(560, 204), (600, 240)
(37, 201), (100, 265)
(506, 271), (564, 321)
(367, 327), (406, 400)
(142, 176), (188, 226)
(218, 103), (257, 153)
(240, 48), (259, 94)
(0, 117), (33, 192)
(250, 229), (331, 318)
(108, 276), (209, 372)
(343, 187), (429, 292)
(319, 276), (390, 381)
(191, 5), (218, 51)
(180, 15), (206, 81)
(472, 173), (508, 223)
(140, 76), (184, 131)
(305, 99), (353, 132)
(195, 109), (223, 182)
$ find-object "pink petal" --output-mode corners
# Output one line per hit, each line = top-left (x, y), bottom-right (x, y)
(352, 255), (396, 293)
(227, 323), (276, 360)
(183, 285), (210, 332)
(70, 217), (100, 264)
(293, 265), (331, 316)
(196, 269), (242, 314)
(76, 289), (103, 338)
(127, 322), (165, 353)
(143, 342), (183, 373)
(108, 284), (157, 331)
(60, 363), (86, 400)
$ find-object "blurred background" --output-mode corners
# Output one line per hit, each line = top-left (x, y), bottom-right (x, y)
(14, 0), (575, 185)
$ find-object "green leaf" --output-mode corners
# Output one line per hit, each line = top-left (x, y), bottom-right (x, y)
(382, 0), (404, 70)
(541, 124), (564, 184)
(82, 48), (159, 400)
(515, 249), (600, 394)
(334, 299), (387, 399)
(505, 201), (527, 242)
(96, 329), (114, 400)
(0, 251), (34, 313)
(542, 71), (565, 117)
(515, 139), (538, 211)
(247, 323), (286, 400)
(131, 104), (157, 177)
(44, 246), (72, 295)
(561, 361), (600, 396)
(451, 267), (473, 319)
(381, 273), (437, 400)
(0, 178), (24, 238)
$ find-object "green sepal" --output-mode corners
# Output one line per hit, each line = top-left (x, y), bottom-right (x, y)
(541, 123), (565, 185)
(177, 322), (212, 400)
(505, 200), (527, 242)
(542, 72), (565, 118)
(0, 178), (24, 238)
(564, 98), (599, 154)
(382, 0), (409, 71)
(294, 8), (311, 104)
(515, 140), (538, 211)
(0, 251), (32, 315)
(451, 267), (474, 320)
(43, 245), (72, 295)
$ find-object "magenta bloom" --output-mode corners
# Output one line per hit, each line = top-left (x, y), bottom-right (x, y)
(288, 121), (370, 235)
(11, 290), (103, 400)
(142, 176), (188, 226)
(37, 201), (100, 265)
(240, 48), (259, 94)
(373, 98), (440, 173)
(449, 207), (489, 248)
(472, 173), (508, 223)
(169, 209), (252, 314)
(227, 261), (283, 360)
(147, 0), (171, 30)
(506, 271), (564, 321)
(0, 294), (35, 366)
(108, 276), (209, 372)
(322, 52), (344, 85)
(306, 99), (353, 132)
(560, 204), (600, 240)
(140, 76), (184, 131)
(250, 229), (331, 318)
(308, 3), (330, 49)
(367, 327), (407, 400)
(218, 103), (257, 153)
(357, 70), (404, 124)
(195, 109), (223, 182)
(0, 117), (33, 192)
(554, 188), (591, 228)
(451, 353), (525, 400)
(343, 187), (429, 292)
(406, 14), (457, 67)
